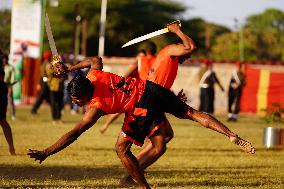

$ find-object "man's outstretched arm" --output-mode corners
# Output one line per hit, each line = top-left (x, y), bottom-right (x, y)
(68, 56), (103, 72)
(54, 56), (103, 76)
(27, 107), (105, 163)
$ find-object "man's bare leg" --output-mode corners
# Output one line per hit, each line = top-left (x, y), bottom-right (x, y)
(137, 119), (172, 169)
(99, 113), (121, 134)
(120, 123), (169, 186)
(115, 132), (151, 189)
(189, 108), (255, 154)
(0, 119), (16, 155)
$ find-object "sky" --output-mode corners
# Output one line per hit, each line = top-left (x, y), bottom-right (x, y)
(1, 0), (284, 30)
(178, 0), (284, 29)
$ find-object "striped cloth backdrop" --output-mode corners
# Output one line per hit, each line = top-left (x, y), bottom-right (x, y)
(241, 67), (284, 114)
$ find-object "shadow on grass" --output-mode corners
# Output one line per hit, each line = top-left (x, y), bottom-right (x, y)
(0, 164), (123, 180)
(168, 147), (256, 157)
(2, 183), (122, 189)
(0, 164), (276, 188)
(0, 164), (125, 188)
(150, 166), (275, 188)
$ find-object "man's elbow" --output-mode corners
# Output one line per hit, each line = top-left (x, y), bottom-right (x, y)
(189, 43), (197, 53)
(185, 45), (197, 54)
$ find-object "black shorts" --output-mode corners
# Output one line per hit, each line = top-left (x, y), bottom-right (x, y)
(122, 80), (191, 146)
(0, 81), (8, 120)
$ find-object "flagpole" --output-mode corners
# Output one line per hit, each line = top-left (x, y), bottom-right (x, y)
(98, 0), (107, 56)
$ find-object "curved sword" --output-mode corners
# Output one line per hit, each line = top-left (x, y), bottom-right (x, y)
(122, 20), (181, 48)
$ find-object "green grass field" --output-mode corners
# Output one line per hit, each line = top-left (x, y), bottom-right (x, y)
(1, 105), (284, 189)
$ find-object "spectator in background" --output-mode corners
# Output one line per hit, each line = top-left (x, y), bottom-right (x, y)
(228, 62), (246, 122)
(63, 64), (82, 115)
(0, 50), (16, 155)
(31, 52), (51, 114)
(3, 54), (17, 121)
(46, 57), (65, 125)
(61, 54), (85, 115)
(199, 60), (224, 114)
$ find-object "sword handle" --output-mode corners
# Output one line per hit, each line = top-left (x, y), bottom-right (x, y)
(166, 20), (181, 28)
(51, 55), (62, 66)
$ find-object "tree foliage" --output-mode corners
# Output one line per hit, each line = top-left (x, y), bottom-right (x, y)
(1, 2), (283, 61)
(47, 0), (186, 56)
(246, 8), (284, 60)
(211, 8), (284, 61)
(0, 10), (11, 55)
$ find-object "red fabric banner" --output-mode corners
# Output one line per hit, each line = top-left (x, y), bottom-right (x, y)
(241, 67), (284, 113)
(267, 72), (284, 109)
(241, 67), (260, 113)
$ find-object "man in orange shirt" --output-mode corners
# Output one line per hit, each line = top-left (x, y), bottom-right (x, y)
(28, 56), (255, 189)
(119, 22), (196, 186)
(99, 41), (157, 134)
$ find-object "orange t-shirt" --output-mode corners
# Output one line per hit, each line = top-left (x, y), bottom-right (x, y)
(147, 46), (179, 89)
(86, 70), (145, 114)
(138, 54), (156, 80)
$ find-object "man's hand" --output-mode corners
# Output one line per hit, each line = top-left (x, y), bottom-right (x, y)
(231, 83), (239, 89)
(177, 89), (187, 102)
(167, 21), (181, 33)
(27, 149), (48, 164)
(53, 62), (68, 77)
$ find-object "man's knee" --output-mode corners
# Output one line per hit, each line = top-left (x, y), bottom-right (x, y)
(165, 131), (173, 143)
(165, 133), (174, 143)
(154, 144), (167, 157)
(164, 120), (174, 143)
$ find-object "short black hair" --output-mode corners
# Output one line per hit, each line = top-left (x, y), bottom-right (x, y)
(145, 41), (157, 55)
(67, 74), (93, 97)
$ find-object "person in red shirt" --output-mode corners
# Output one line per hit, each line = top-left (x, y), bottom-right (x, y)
(119, 22), (196, 186)
(99, 41), (157, 134)
(28, 56), (255, 189)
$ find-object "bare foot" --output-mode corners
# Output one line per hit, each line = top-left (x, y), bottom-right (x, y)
(119, 175), (137, 187)
(230, 135), (256, 154)
(99, 127), (107, 134)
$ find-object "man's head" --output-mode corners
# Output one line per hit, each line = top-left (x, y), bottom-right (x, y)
(178, 53), (191, 64)
(2, 54), (8, 65)
(236, 61), (245, 71)
(43, 51), (52, 61)
(145, 41), (157, 55)
(67, 74), (94, 106)
(204, 59), (213, 69)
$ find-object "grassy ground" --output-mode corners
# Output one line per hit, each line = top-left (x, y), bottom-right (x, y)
(0, 105), (284, 189)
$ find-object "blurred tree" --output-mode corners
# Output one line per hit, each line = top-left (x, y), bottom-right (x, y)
(211, 27), (257, 61)
(246, 8), (284, 61)
(212, 8), (284, 61)
(0, 10), (11, 54)
(46, 0), (186, 56)
(182, 18), (230, 58)
(211, 32), (239, 61)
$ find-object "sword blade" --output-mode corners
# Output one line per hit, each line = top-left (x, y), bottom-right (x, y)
(122, 28), (169, 48)
(45, 13), (58, 56)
